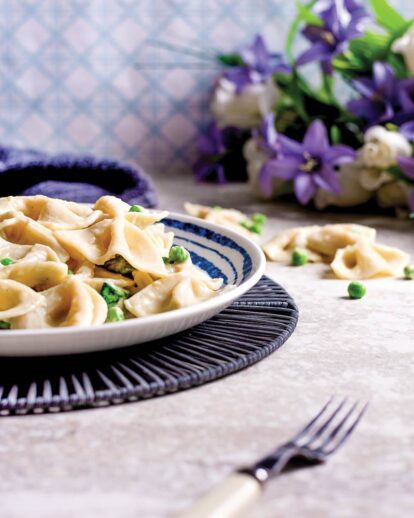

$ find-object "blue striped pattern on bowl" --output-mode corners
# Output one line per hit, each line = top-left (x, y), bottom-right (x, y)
(164, 218), (253, 286)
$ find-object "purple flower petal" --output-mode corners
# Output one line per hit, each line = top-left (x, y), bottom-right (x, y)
(216, 164), (226, 184)
(278, 135), (303, 157)
(344, 0), (369, 23)
(303, 119), (329, 157)
(262, 112), (278, 148)
(241, 35), (268, 70)
(373, 62), (396, 98)
(325, 145), (356, 165)
(400, 121), (414, 141)
(193, 161), (214, 182)
(258, 163), (275, 196)
(352, 77), (375, 98)
(296, 42), (332, 66)
(262, 156), (301, 180)
(347, 98), (382, 122)
(398, 156), (414, 181)
(223, 68), (252, 93)
(315, 165), (341, 193)
(397, 79), (414, 112)
(294, 173), (317, 205)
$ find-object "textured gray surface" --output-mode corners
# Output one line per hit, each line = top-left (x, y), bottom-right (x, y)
(0, 179), (413, 518)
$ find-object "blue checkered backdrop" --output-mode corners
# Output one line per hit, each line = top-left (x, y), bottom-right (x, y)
(0, 0), (409, 176)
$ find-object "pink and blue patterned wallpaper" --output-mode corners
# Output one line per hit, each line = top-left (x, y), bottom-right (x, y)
(0, 0), (409, 176)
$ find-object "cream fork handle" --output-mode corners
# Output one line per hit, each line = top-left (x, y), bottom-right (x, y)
(176, 472), (261, 518)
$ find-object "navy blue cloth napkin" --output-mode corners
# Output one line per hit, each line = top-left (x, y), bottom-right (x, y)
(0, 145), (157, 207)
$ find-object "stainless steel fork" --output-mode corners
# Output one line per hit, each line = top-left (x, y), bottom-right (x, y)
(177, 397), (368, 518)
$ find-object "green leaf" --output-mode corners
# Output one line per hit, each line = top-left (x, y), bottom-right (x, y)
(217, 53), (244, 67)
(330, 125), (341, 145)
(370, 0), (407, 32)
(349, 32), (390, 59)
(296, 2), (323, 26)
(286, 0), (318, 62)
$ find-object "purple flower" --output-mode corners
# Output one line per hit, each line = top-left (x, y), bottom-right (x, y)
(252, 113), (281, 194)
(260, 119), (356, 204)
(394, 78), (414, 125)
(397, 156), (414, 210)
(400, 121), (414, 141)
(224, 35), (289, 93)
(347, 62), (399, 126)
(193, 122), (226, 184)
(297, 0), (368, 74)
(253, 112), (279, 155)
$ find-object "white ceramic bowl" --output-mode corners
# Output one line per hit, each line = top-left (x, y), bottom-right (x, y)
(0, 213), (266, 356)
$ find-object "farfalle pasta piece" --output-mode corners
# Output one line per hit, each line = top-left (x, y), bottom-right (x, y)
(95, 196), (169, 229)
(0, 195), (101, 230)
(0, 237), (60, 263)
(143, 223), (174, 257)
(0, 211), (69, 261)
(127, 210), (169, 229)
(331, 241), (410, 279)
(0, 261), (68, 290)
(125, 272), (223, 317)
(94, 195), (131, 217)
(184, 202), (258, 239)
(0, 279), (43, 320)
(11, 277), (107, 329)
(55, 217), (167, 276)
(263, 226), (323, 263)
(306, 224), (376, 261)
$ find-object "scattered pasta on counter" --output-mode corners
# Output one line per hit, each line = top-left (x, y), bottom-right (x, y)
(263, 223), (410, 280)
(184, 202), (266, 238)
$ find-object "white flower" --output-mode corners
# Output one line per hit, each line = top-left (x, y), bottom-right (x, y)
(359, 126), (412, 169)
(314, 162), (372, 209)
(376, 181), (410, 208)
(210, 77), (278, 129)
(392, 24), (414, 75)
(243, 138), (284, 198)
(358, 166), (393, 191)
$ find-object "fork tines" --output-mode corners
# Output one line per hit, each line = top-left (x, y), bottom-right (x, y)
(291, 396), (369, 456)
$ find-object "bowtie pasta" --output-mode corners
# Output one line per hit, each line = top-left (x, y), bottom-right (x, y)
(264, 223), (409, 280)
(184, 202), (266, 238)
(0, 195), (226, 330)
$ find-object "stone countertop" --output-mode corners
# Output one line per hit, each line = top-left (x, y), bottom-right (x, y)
(1, 179), (413, 518)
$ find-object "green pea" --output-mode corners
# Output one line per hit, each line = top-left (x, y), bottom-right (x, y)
(347, 281), (366, 299)
(129, 205), (144, 213)
(252, 213), (267, 225)
(168, 246), (189, 264)
(403, 265), (414, 280)
(292, 249), (308, 266)
(106, 306), (125, 323)
(0, 258), (16, 266)
(240, 221), (263, 235)
(100, 282), (130, 306)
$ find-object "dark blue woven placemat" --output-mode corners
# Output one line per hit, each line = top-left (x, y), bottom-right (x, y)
(0, 276), (298, 416)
